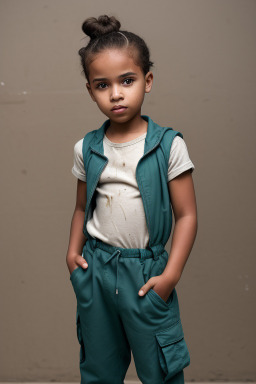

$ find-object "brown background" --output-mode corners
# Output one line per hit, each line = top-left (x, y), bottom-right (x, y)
(0, 0), (255, 381)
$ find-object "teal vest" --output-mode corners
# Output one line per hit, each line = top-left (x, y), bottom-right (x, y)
(82, 115), (183, 250)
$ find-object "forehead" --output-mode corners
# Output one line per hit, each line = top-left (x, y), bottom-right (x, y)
(89, 48), (142, 79)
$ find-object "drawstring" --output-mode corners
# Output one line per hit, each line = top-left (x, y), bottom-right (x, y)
(98, 241), (165, 295)
(103, 249), (121, 294)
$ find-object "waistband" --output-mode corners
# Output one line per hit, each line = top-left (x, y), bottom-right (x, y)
(92, 238), (165, 261)
(87, 238), (166, 295)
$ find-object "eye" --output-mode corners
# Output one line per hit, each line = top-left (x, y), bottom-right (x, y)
(96, 82), (108, 89)
(123, 78), (134, 85)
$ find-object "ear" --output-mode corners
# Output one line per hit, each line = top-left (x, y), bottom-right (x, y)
(145, 71), (153, 93)
(86, 82), (96, 102)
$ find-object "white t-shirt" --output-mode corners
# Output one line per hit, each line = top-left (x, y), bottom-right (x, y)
(72, 132), (195, 248)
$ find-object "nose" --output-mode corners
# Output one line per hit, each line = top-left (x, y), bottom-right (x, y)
(110, 84), (123, 101)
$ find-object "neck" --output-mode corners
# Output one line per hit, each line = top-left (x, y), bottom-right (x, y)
(107, 112), (148, 137)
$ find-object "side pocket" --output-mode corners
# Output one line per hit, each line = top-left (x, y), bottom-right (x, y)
(70, 266), (81, 281)
(155, 319), (190, 380)
(76, 309), (86, 364)
(142, 251), (174, 309)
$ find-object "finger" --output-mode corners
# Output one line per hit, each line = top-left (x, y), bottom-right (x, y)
(78, 255), (88, 269)
(138, 277), (157, 296)
(138, 288), (145, 296)
(138, 284), (149, 296)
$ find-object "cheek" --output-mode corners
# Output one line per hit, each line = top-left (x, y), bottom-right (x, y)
(127, 82), (144, 94)
(132, 88), (145, 102)
(95, 93), (108, 105)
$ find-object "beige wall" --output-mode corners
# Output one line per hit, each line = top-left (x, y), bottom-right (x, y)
(0, 0), (255, 381)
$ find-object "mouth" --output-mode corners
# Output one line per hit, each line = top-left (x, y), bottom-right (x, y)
(111, 106), (127, 113)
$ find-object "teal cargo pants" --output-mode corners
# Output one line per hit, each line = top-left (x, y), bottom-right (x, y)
(70, 237), (190, 384)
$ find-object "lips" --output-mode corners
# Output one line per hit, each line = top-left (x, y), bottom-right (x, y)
(111, 105), (127, 111)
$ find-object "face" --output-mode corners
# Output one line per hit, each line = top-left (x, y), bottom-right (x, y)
(86, 48), (153, 123)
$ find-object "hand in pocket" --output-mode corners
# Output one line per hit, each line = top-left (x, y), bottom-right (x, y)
(138, 274), (175, 303)
(67, 253), (88, 276)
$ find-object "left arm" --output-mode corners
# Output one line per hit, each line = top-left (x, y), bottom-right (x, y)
(138, 169), (198, 300)
(162, 169), (198, 284)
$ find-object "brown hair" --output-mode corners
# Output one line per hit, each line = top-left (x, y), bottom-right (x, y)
(78, 15), (154, 82)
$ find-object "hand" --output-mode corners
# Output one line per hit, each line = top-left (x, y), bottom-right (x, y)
(67, 253), (88, 275)
(138, 274), (176, 303)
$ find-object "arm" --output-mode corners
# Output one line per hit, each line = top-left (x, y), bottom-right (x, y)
(162, 169), (198, 284)
(66, 179), (88, 275)
(138, 169), (198, 300)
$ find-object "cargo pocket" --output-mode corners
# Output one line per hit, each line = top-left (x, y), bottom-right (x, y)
(155, 319), (190, 380)
(76, 309), (86, 364)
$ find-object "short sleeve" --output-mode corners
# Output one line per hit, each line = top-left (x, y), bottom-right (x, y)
(71, 138), (86, 182)
(167, 136), (195, 181)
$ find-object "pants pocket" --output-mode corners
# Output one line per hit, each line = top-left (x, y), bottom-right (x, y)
(70, 265), (81, 281)
(148, 286), (174, 309)
(142, 251), (174, 308)
(76, 308), (86, 364)
(155, 319), (190, 381)
(70, 244), (93, 302)
(69, 243), (87, 283)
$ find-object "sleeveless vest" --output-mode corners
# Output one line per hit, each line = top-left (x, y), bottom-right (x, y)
(82, 115), (183, 251)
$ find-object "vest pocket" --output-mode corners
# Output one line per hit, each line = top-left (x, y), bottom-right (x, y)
(76, 310), (86, 364)
(155, 319), (190, 380)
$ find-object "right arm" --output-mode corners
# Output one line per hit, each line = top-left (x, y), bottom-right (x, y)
(66, 178), (88, 275)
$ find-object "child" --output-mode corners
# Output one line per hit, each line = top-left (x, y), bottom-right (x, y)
(66, 14), (197, 384)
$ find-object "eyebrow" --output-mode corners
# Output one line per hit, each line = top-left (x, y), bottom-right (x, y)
(92, 72), (137, 83)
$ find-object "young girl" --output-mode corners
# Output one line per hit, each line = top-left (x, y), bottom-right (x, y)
(66, 14), (197, 384)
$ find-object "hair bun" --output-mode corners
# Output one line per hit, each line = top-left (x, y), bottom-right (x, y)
(82, 15), (121, 40)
